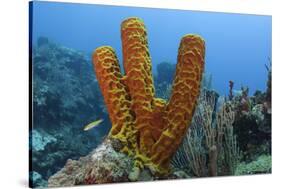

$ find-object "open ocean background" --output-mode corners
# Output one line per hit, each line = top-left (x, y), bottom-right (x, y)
(31, 1), (272, 96)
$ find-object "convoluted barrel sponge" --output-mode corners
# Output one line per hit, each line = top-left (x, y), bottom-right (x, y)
(92, 17), (205, 175)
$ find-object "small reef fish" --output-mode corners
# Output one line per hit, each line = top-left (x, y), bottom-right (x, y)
(83, 119), (103, 131)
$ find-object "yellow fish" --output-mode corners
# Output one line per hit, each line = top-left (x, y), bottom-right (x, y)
(83, 119), (103, 131)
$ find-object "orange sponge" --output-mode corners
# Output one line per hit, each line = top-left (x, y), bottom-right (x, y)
(92, 17), (205, 174)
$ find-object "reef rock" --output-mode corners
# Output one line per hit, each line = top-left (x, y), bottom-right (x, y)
(48, 139), (192, 187)
(48, 139), (134, 187)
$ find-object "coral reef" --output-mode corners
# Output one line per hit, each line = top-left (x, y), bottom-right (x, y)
(31, 130), (57, 151)
(31, 17), (271, 188)
(233, 102), (271, 161)
(171, 58), (272, 176)
(92, 17), (205, 174)
(29, 171), (48, 188)
(231, 65), (271, 161)
(33, 29), (271, 188)
(33, 37), (106, 132)
(48, 140), (134, 187)
(31, 21), (271, 188)
(235, 154), (271, 175)
(31, 38), (108, 186)
(171, 89), (241, 177)
(31, 127), (98, 184)
(48, 139), (191, 186)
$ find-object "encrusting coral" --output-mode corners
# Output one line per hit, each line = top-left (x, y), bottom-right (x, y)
(92, 17), (205, 175)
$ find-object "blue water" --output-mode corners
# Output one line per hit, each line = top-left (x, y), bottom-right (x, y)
(31, 1), (272, 96)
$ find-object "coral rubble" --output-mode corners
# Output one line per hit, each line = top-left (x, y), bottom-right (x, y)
(92, 17), (205, 175)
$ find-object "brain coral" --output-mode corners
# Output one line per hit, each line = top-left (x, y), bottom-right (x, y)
(92, 17), (205, 175)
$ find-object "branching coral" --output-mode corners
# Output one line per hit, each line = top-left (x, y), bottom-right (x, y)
(92, 17), (205, 175)
(171, 89), (241, 176)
